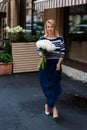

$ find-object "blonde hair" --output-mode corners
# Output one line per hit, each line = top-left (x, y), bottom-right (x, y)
(44, 19), (59, 37)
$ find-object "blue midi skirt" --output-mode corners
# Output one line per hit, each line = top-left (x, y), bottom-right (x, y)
(39, 59), (62, 108)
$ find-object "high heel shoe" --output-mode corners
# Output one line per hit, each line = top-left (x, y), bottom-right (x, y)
(53, 106), (58, 118)
(45, 104), (50, 115)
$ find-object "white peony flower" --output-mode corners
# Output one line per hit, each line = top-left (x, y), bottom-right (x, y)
(5, 25), (26, 42)
(36, 39), (56, 52)
(6, 26), (25, 34)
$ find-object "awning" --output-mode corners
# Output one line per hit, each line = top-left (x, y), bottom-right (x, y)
(34, 0), (87, 10)
(0, 0), (12, 3)
(0, 0), (12, 12)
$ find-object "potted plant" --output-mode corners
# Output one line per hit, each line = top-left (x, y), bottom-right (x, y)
(5, 25), (41, 73)
(0, 40), (13, 75)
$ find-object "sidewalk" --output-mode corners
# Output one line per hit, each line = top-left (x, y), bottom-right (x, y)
(0, 72), (87, 130)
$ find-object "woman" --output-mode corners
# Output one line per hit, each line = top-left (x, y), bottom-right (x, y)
(37, 19), (65, 118)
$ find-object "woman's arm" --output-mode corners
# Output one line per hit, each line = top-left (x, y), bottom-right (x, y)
(56, 36), (65, 70)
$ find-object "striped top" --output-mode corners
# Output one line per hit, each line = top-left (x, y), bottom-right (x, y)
(39, 35), (65, 60)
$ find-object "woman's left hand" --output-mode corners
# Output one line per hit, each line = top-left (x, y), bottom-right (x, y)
(56, 63), (60, 71)
(56, 58), (63, 70)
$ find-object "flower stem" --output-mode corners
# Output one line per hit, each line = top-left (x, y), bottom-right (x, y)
(38, 57), (46, 69)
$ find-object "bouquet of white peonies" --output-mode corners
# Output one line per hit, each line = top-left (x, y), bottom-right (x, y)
(36, 39), (56, 69)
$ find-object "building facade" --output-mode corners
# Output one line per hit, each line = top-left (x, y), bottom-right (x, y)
(0, 0), (87, 82)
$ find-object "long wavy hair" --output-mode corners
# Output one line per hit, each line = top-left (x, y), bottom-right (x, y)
(44, 19), (59, 37)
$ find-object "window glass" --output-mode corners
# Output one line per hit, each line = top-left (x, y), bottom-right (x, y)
(26, 0), (44, 36)
(68, 5), (87, 41)
(26, 0), (32, 35)
(67, 5), (87, 63)
(33, 10), (44, 35)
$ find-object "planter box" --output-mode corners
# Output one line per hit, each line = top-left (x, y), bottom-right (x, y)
(0, 62), (13, 75)
(12, 42), (40, 73)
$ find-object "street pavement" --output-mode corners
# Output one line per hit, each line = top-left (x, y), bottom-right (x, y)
(0, 72), (87, 130)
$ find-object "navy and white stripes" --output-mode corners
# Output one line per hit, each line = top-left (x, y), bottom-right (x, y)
(39, 35), (65, 59)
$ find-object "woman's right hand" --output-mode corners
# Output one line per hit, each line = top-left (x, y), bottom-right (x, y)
(39, 52), (45, 57)
(39, 52), (43, 57)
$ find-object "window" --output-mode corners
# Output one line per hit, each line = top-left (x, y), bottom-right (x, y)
(26, 0), (44, 36)
(66, 5), (87, 63)
(68, 5), (87, 41)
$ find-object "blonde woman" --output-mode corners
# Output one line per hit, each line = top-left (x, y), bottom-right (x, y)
(37, 19), (65, 118)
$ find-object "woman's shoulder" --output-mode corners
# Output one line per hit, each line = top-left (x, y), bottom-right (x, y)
(57, 35), (64, 42)
(57, 35), (63, 39)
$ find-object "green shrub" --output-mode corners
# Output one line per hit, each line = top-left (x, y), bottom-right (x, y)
(3, 40), (12, 55)
(0, 40), (13, 64)
(0, 53), (13, 64)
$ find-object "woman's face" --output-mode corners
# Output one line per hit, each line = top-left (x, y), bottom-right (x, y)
(46, 22), (55, 35)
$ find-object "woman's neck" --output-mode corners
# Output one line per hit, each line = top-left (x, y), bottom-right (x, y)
(48, 34), (55, 38)
(45, 34), (55, 38)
